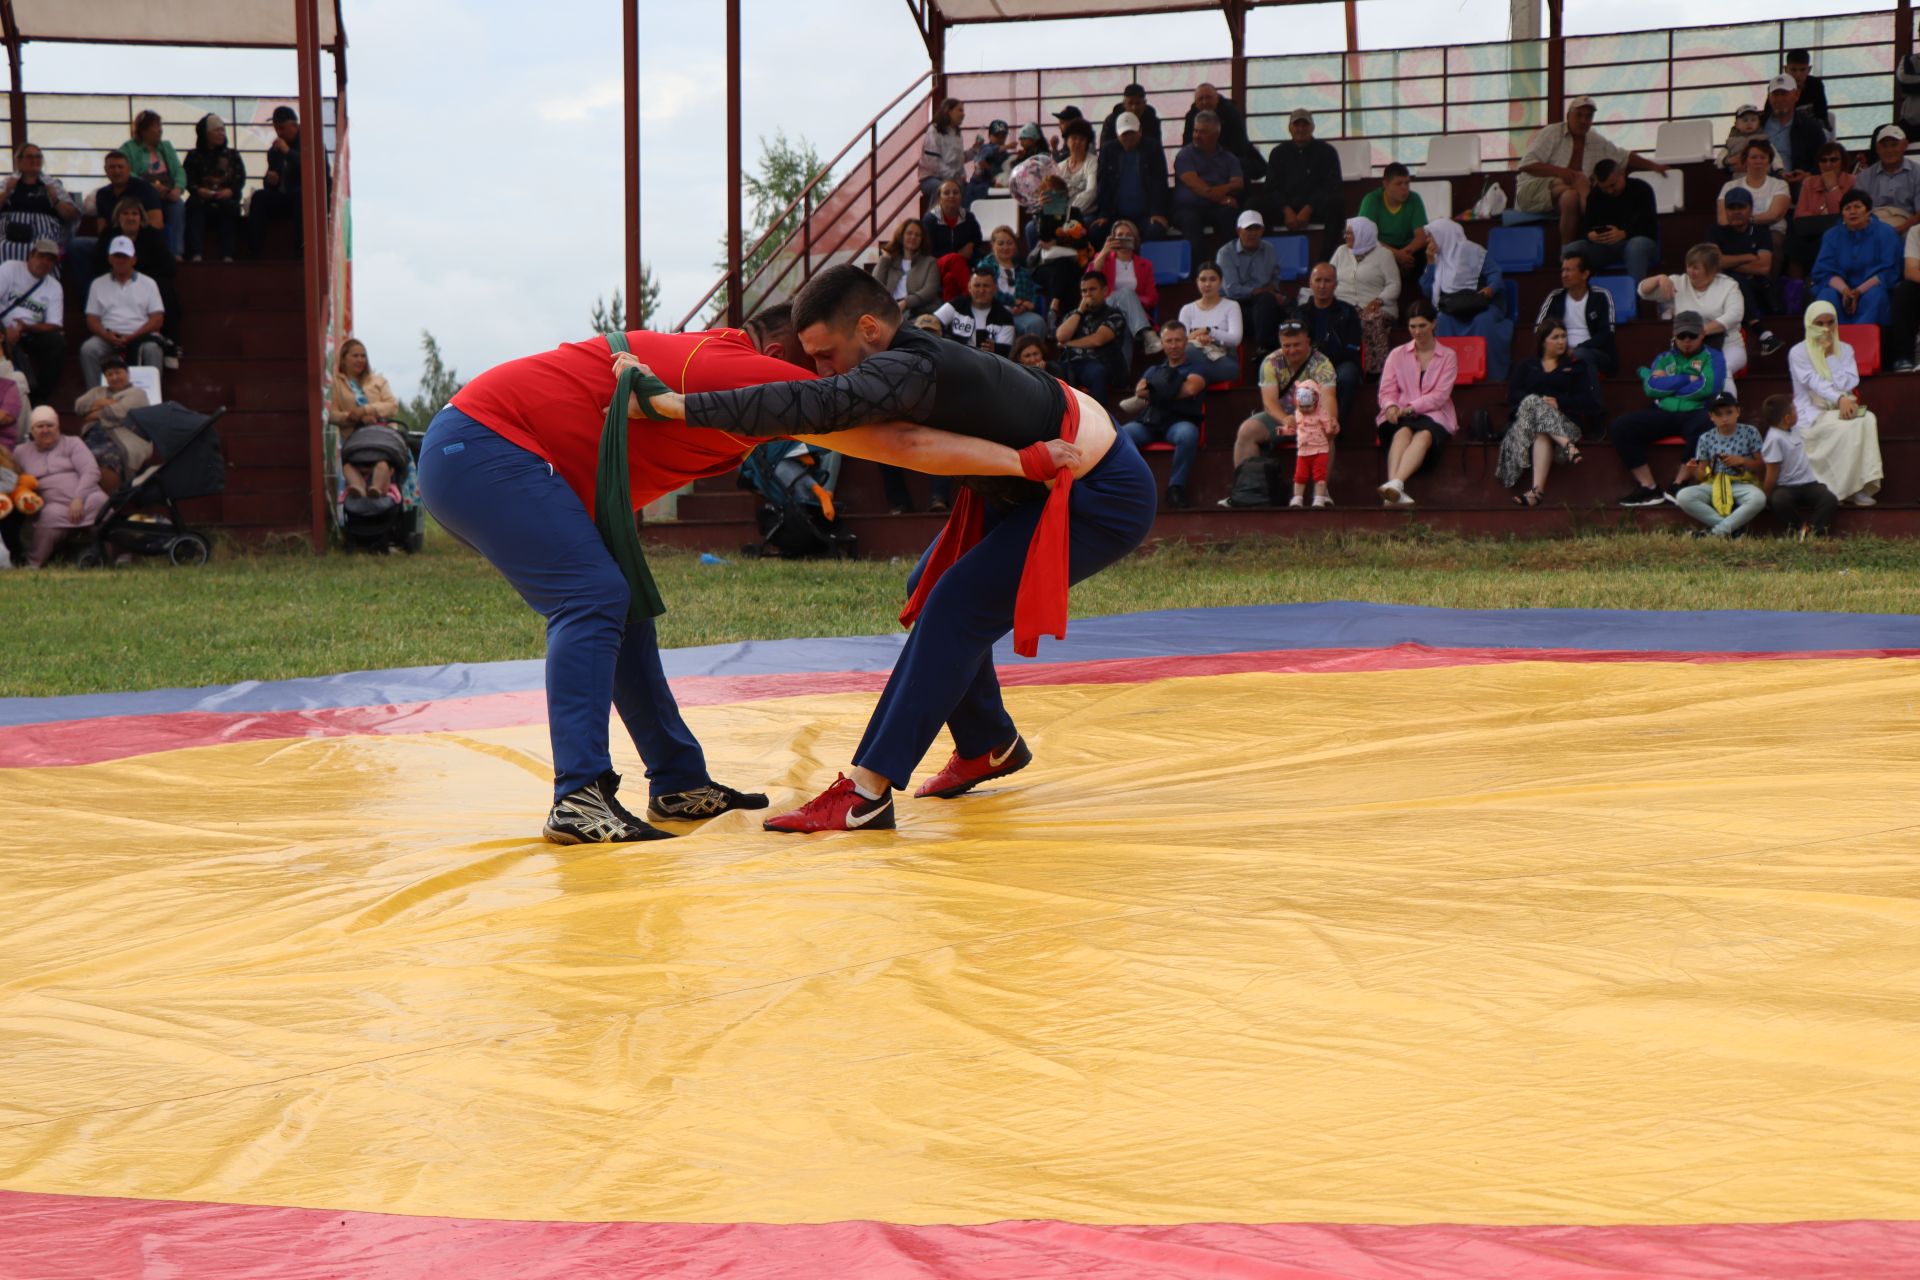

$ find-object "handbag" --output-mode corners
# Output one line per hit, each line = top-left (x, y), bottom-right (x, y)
(1, 219), (31, 244)
(1438, 289), (1490, 320)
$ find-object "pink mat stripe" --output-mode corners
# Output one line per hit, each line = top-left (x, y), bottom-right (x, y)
(1, 1191), (1915, 1279)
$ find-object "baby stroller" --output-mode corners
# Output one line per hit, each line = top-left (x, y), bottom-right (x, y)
(334, 422), (425, 554)
(79, 401), (227, 568)
(737, 439), (854, 559)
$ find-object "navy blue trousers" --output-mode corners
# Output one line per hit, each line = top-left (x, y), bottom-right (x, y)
(853, 434), (1158, 788)
(418, 406), (709, 801)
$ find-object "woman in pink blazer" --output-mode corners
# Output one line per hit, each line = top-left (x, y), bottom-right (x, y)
(1374, 298), (1458, 507)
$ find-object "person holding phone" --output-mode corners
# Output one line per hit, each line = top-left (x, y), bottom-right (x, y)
(0, 144), (80, 262)
(933, 268), (1017, 357)
(1564, 159), (1659, 284)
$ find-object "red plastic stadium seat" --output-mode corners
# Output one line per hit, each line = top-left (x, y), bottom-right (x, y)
(1140, 421), (1208, 452)
(1840, 324), (1881, 377)
(1654, 436), (1685, 446)
(1436, 335), (1486, 385)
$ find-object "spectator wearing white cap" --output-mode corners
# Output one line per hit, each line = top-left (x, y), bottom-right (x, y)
(1216, 209), (1288, 354)
(1855, 125), (1920, 232)
(1761, 73), (1824, 184)
(0, 237), (66, 398)
(1171, 110), (1245, 267)
(1263, 108), (1345, 261)
(80, 235), (166, 387)
(1517, 97), (1668, 247)
(1092, 111), (1171, 247)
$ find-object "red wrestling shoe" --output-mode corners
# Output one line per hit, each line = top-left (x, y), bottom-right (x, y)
(914, 734), (1033, 799)
(763, 774), (896, 832)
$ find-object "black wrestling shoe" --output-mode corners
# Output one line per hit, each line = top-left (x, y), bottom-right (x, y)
(544, 770), (674, 845)
(647, 781), (771, 822)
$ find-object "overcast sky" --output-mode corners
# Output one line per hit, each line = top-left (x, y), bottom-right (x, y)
(13, 0), (1882, 397)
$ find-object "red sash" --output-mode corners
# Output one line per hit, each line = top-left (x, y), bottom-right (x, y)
(899, 383), (1081, 657)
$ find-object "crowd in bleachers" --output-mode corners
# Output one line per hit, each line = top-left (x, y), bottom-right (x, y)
(0, 104), (326, 567)
(893, 47), (1900, 534)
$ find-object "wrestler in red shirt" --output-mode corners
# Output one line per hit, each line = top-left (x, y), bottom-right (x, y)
(420, 306), (1077, 845)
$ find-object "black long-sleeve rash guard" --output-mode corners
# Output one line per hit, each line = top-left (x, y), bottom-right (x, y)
(683, 322), (1068, 449)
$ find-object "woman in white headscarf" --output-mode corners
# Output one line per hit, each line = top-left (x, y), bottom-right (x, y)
(1420, 218), (1513, 380)
(1331, 215), (1400, 373)
(1789, 299), (1883, 505)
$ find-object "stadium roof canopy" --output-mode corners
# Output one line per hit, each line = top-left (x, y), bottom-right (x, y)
(3, 0), (344, 49)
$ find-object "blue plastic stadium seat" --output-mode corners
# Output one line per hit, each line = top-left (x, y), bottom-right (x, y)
(1487, 225), (1544, 274)
(1272, 234), (1311, 280)
(1140, 238), (1192, 286)
(1500, 208), (1554, 227)
(1591, 275), (1639, 323)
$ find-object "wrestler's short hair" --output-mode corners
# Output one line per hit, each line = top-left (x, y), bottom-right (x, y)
(744, 303), (796, 350)
(791, 264), (900, 334)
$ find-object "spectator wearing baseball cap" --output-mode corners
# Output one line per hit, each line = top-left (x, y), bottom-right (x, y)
(1672, 390), (1769, 537)
(1609, 308), (1729, 508)
(964, 119), (1013, 205)
(1099, 83), (1164, 154)
(1855, 125), (1920, 232)
(1723, 104), (1765, 173)
(80, 234), (166, 388)
(1216, 209), (1288, 354)
(1516, 96), (1668, 248)
(249, 102), (322, 254)
(1049, 105), (1085, 160)
(1263, 108), (1346, 261)
(0, 237), (67, 397)
(1761, 73), (1825, 184)
(1093, 110), (1171, 247)
(1710, 187), (1785, 358)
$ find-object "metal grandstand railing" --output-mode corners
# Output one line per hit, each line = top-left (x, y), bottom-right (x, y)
(677, 10), (1899, 324)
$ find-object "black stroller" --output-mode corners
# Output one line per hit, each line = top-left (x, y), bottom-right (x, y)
(78, 401), (227, 568)
(334, 423), (425, 554)
(737, 439), (854, 559)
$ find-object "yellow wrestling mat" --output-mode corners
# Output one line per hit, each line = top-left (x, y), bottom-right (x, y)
(5, 656), (1919, 1232)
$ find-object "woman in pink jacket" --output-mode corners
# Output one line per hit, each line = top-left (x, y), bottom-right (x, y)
(1089, 219), (1161, 353)
(1375, 298), (1458, 507)
(14, 405), (108, 566)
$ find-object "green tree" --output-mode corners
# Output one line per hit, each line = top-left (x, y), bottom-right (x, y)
(589, 264), (662, 334)
(394, 330), (462, 433)
(710, 129), (825, 324)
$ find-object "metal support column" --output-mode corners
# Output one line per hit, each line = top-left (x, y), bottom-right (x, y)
(296, 0), (329, 551)
(725, 0), (743, 327)
(623, 0), (643, 326)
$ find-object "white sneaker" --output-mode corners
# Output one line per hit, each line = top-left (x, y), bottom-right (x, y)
(1376, 479), (1404, 506)
(1288, 495), (1305, 508)
(1848, 491), (1877, 506)
(1141, 330), (1163, 356)
(1313, 494), (1334, 508)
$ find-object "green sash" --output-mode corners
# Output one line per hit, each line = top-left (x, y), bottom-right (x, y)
(595, 331), (674, 621)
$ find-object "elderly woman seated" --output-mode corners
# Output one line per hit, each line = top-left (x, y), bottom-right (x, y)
(75, 354), (153, 493)
(14, 406), (109, 567)
(1419, 219), (1512, 381)
(1789, 300), (1883, 507)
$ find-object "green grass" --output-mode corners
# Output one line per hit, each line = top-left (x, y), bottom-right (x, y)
(6, 527), (1919, 698)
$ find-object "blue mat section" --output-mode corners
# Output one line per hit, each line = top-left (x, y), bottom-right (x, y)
(8, 603), (1920, 730)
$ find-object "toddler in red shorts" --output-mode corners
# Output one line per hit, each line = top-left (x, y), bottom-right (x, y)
(1283, 379), (1337, 508)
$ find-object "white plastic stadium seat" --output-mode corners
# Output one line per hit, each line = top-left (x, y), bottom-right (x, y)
(1411, 179), (1454, 220)
(969, 196), (1020, 236)
(1331, 137), (1371, 179)
(1642, 167), (1685, 214)
(1654, 119), (1714, 165)
(1421, 134), (1481, 178)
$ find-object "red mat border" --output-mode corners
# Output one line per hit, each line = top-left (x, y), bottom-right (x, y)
(1, 1191), (1915, 1279)
(5, 644), (1918, 769)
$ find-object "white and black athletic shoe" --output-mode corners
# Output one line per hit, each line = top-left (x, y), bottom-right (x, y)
(544, 770), (674, 845)
(646, 781), (771, 822)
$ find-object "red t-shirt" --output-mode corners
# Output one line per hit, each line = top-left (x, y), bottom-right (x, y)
(450, 328), (811, 516)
